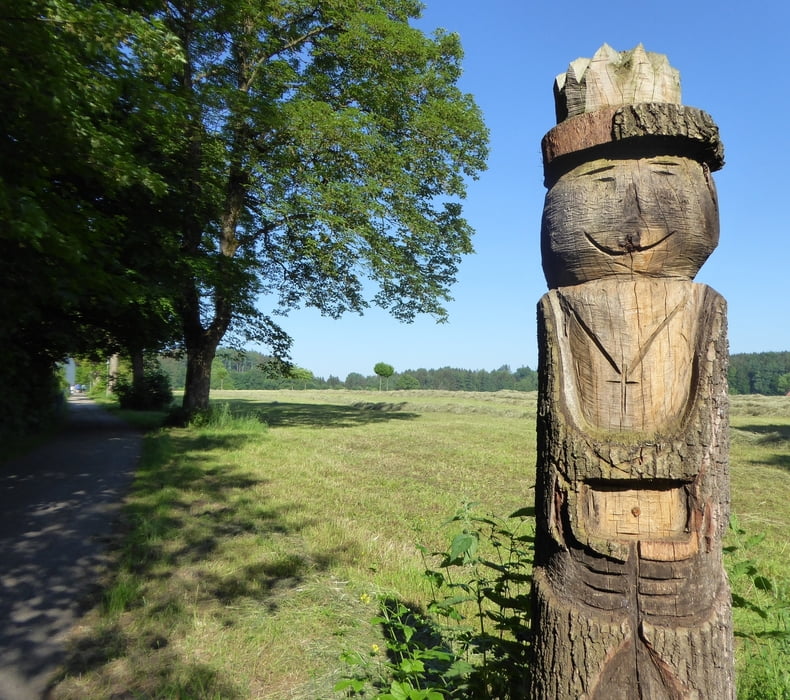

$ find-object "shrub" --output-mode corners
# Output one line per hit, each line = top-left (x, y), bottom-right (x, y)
(115, 366), (173, 411)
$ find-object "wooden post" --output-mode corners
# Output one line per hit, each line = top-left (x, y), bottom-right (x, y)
(531, 45), (734, 699)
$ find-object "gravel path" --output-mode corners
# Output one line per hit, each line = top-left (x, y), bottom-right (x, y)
(0, 397), (142, 699)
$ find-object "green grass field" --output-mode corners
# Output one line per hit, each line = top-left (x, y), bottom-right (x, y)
(50, 391), (790, 699)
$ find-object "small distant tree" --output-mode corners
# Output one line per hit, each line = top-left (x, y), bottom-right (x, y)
(211, 358), (231, 390)
(395, 373), (420, 390)
(345, 372), (367, 390)
(374, 362), (395, 390)
(289, 367), (313, 390)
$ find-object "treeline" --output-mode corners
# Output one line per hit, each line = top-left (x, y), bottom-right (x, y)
(345, 365), (538, 392)
(729, 352), (790, 395)
(158, 350), (539, 393)
(157, 350), (790, 396)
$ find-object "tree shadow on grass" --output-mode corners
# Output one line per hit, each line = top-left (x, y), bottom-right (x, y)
(60, 626), (247, 699)
(51, 429), (334, 698)
(216, 399), (420, 428)
(756, 453), (790, 472)
(736, 424), (790, 444)
(736, 424), (790, 474)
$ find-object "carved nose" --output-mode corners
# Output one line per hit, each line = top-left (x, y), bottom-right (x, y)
(621, 231), (641, 252)
(620, 183), (644, 251)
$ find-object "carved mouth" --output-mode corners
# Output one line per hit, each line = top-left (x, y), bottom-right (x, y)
(584, 230), (676, 256)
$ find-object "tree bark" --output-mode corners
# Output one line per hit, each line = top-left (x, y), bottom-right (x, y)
(179, 270), (233, 416)
(182, 337), (216, 416)
(130, 350), (145, 395)
(175, 13), (250, 419)
(107, 354), (120, 394)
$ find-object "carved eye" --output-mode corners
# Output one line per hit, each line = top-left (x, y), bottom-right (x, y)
(579, 165), (615, 180)
(650, 161), (678, 176)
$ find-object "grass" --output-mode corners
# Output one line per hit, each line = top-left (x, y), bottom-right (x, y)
(728, 395), (790, 699)
(47, 390), (790, 699)
(89, 393), (173, 431)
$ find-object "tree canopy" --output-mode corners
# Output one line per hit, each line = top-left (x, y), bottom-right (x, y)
(374, 362), (395, 389)
(0, 0), (184, 437)
(2, 0), (488, 429)
(728, 352), (790, 395)
(155, 0), (489, 414)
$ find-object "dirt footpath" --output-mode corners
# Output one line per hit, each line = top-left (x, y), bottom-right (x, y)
(0, 397), (142, 700)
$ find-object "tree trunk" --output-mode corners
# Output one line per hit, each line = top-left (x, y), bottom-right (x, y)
(182, 336), (217, 416)
(131, 350), (145, 394)
(532, 44), (732, 700)
(107, 353), (120, 394)
(532, 279), (733, 699)
(179, 274), (231, 416)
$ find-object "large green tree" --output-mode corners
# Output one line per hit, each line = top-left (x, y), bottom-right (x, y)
(0, 0), (183, 436)
(158, 0), (489, 415)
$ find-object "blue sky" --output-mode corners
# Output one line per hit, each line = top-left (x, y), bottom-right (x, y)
(259, 0), (790, 381)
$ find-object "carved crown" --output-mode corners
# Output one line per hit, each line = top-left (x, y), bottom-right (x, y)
(554, 44), (680, 123)
(542, 44), (724, 180)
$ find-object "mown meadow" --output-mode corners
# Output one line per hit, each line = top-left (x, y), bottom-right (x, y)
(50, 391), (790, 698)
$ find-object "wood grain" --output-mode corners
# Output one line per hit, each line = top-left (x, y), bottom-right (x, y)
(533, 47), (732, 695)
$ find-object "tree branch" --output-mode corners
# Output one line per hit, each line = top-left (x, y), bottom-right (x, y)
(242, 21), (336, 92)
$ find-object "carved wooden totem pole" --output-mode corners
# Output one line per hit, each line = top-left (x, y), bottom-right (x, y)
(531, 45), (734, 699)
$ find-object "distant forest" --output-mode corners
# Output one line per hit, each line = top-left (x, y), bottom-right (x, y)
(157, 350), (790, 395)
(728, 351), (790, 395)
(159, 349), (539, 393)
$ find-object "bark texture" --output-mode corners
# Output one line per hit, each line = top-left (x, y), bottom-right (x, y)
(542, 104), (724, 177)
(182, 342), (215, 416)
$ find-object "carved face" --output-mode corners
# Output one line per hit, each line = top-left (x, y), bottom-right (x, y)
(541, 155), (719, 287)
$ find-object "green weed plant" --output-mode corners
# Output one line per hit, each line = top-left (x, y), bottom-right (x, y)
(727, 515), (790, 699)
(337, 503), (533, 699)
(339, 504), (790, 700)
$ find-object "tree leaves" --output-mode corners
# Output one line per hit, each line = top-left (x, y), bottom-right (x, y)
(3, 0), (489, 417)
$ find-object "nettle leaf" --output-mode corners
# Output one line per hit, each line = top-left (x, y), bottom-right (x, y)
(399, 658), (425, 674)
(448, 531), (478, 564)
(423, 569), (445, 589)
(333, 678), (366, 692)
(387, 680), (410, 700)
(424, 691), (446, 700)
